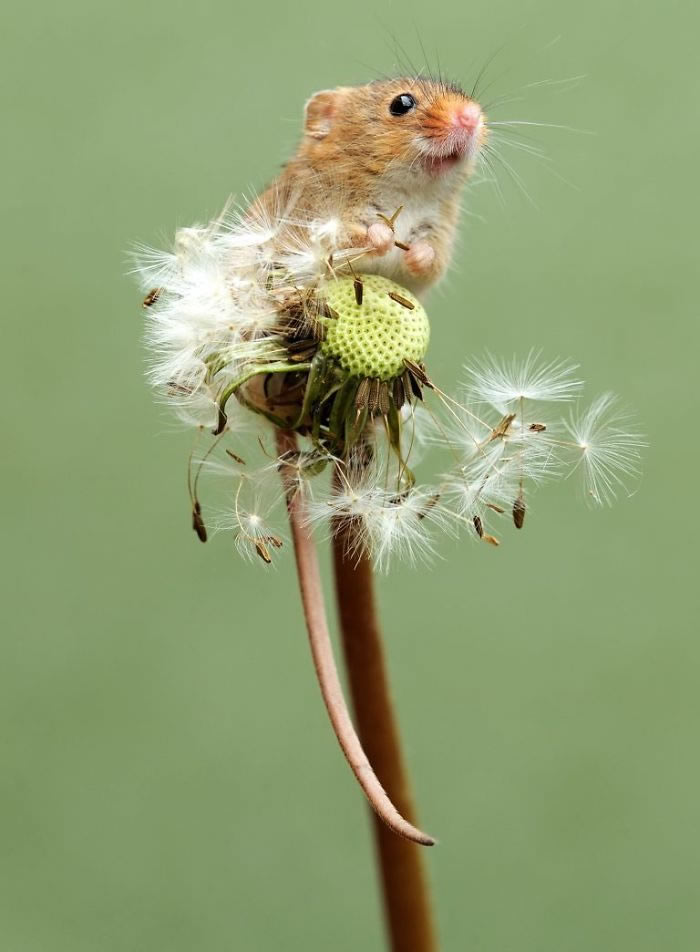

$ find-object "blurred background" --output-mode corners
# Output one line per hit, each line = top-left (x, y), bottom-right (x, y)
(2, 0), (698, 948)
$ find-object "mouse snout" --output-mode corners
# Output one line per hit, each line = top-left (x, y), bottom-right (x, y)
(418, 92), (485, 172)
(454, 102), (482, 135)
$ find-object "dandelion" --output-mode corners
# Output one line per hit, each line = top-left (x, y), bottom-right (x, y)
(134, 190), (644, 855)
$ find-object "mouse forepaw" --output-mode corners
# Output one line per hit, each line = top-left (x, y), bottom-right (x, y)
(367, 221), (394, 256)
(404, 240), (437, 276)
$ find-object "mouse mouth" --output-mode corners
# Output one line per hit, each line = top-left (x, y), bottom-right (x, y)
(421, 146), (467, 176)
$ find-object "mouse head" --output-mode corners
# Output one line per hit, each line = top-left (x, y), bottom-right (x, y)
(301, 77), (486, 182)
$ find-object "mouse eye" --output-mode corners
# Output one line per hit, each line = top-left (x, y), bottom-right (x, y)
(389, 93), (417, 116)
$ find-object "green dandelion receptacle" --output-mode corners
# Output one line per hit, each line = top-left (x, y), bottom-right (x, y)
(320, 274), (430, 380)
(209, 273), (433, 445)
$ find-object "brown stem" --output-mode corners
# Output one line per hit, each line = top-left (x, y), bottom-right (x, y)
(275, 428), (434, 847)
(331, 509), (438, 952)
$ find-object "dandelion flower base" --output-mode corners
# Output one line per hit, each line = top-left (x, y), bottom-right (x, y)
(321, 275), (429, 380)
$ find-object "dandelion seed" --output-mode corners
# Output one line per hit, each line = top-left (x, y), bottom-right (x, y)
(255, 538), (272, 563)
(513, 493), (526, 529)
(389, 291), (415, 310)
(142, 288), (161, 309)
(465, 350), (583, 412)
(191, 500), (208, 543)
(564, 393), (645, 506)
(232, 507), (285, 565)
(356, 377), (371, 411)
(361, 488), (448, 572)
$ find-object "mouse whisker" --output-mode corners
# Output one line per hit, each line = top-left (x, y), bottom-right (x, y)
(477, 149), (506, 207)
(523, 74), (587, 91)
(482, 143), (537, 208)
(488, 131), (551, 161)
(489, 119), (595, 136)
(481, 94), (526, 113)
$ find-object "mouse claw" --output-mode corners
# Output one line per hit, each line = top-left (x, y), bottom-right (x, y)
(404, 240), (436, 276)
(367, 221), (395, 256)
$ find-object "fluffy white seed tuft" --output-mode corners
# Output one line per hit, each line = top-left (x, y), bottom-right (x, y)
(564, 393), (645, 506)
(464, 350), (583, 412)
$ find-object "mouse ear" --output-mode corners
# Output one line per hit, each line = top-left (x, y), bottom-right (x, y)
(303, 88), (348, 140)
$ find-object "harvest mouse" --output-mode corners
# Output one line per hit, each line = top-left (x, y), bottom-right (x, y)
(250, 77), (487, 296)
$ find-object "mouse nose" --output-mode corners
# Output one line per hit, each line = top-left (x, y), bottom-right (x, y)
(455, 102), (482, 135)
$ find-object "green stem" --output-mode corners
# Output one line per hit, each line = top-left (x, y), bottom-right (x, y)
(213, 362), (312, 434)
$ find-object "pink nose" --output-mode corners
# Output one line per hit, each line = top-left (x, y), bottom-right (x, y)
(456, 102), (481, 134)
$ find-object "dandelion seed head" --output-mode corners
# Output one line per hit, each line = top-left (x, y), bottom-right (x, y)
(135, 189), (643, 566)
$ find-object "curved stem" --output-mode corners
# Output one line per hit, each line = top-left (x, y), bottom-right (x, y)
(214, 362), (312, 434)
(275, 428), (434, 847)
(331, 505), (438, 952)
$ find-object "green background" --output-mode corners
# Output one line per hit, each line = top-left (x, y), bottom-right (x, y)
(2, 0), (697, 948)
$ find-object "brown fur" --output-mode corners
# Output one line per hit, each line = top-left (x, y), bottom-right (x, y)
(252, 78), (487, 296)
